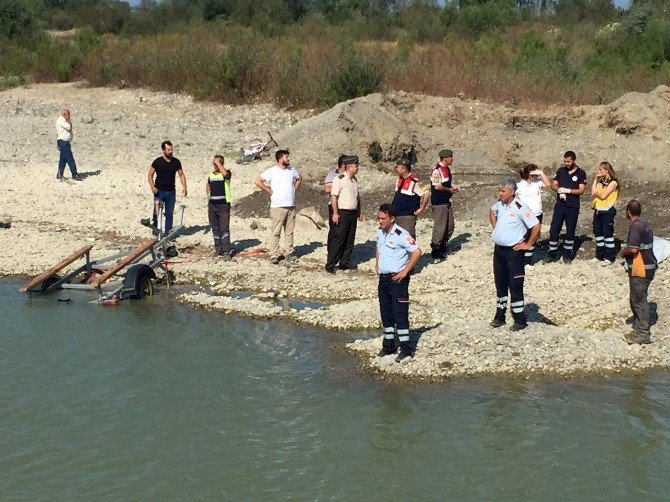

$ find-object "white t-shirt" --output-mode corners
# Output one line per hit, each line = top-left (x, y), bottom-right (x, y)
(261, 165), (300, 208)
(55, 115), (72, 141)
(516, 179), (544, 216)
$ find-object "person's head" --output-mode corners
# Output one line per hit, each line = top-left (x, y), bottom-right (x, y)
(341, 155), (359, 177)
(213, 154), (225, 171)
(60, 108), (70, 119)
(598, 161), (616, 181)
(498, 177), (517, 204)
(519, 163), (538, 181)
(563, 150), (576, 168)
(161, 140), (173, 159)
(337, 154), (347, 172)
(377, 203), (396, 231)
(439, 149), (453, 165)
(275, 149), (290, 166)
(395, 158), (411, 176)
(626, 199), (642, 220)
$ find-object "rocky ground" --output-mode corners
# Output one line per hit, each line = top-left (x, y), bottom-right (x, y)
(2, 82), (669, 381)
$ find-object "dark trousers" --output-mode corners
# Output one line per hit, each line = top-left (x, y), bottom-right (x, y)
(548, 204), (579, 260)
(493, 246), (526, 325)
(208, 202), (231, 255)
(630, 276), (652, 337)
(326, 209), (357, 269)
(56, 140), (78, 178)
(378, 274), (412, 355)
(152, 190), (176, 232)
(593, 208), (616, 261)
(431, 203), (454, 257)
(523, 213), (542, 264)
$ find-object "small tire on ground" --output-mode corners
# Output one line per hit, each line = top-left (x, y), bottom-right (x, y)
(36, 274), (60, 293)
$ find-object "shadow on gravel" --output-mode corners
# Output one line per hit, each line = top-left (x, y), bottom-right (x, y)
(294, 241), (324, 257)
(233, 238), (262, 252)
(180, 225), (210, 236)
(526, 303), (559, 326)
(351, 239), (376, 265)
(77, 169), (102, 179)
(446, 231), (472, 253)
(411, 323), (442, 353)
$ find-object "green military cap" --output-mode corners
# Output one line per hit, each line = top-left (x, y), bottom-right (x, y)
(396, 158), (411, 167)
(439, 149), (453, 158)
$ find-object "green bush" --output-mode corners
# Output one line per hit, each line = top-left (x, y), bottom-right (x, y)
(322, 49), (385, 107)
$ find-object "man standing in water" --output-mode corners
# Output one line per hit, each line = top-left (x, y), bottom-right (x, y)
(147, 141), (188, 234)
(254, 149), (301, 264)
(55, 108), (80, 181)
(376, 203), (423, 362)
(620, 200), (657, 345)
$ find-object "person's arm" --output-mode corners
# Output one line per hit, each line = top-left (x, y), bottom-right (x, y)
(514, 222), (541, 251)
(591, 177), (599, 195)
(324, 182), (333, 194)
(375, 245), (379, 274)
(254, 176), (272, 195)
(431, 169), (449, 192)
(594, 181), (617, 200)
(294, 174), (302, 190)
(148, 167), (158, 194)
(393, 247), (422, 281)
(414, 192), (430, 216)
(206, 178), (210, 197)
(490, 209), (497, 228)
(539, 170), (551, 188)
(178, 169), (187, 197)
(330, 193), (340, 225)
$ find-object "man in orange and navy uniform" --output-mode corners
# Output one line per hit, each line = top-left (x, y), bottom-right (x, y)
(391, 158), (429, 239)
(430, 149), (460, 260)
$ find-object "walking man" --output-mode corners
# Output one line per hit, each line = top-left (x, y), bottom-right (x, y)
(620, 200), (657, 344)
(147, 140), (187, 234)
(206, 155), (232, 260)
(376, 203), (423, 362)
(490, 178), (541, 331)
(430, 149), (459, 260)
(391, 158), (429, 239)
(254, 149), (301, 264)
(545, 150), (586, 264)
(325, 155), (362, 273)
(55, 108), (80, 181)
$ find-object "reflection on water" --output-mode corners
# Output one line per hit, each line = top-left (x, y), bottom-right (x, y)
(1, 279), (670, 500)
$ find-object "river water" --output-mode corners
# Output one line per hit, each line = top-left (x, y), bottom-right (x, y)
(2, 279), (670, 500)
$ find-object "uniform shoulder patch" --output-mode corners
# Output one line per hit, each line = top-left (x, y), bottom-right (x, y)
(394, 228), (403, 235)
(515, 201), (523, 209)
(405, 236), (416, 246)
(338, 174), (345, 179)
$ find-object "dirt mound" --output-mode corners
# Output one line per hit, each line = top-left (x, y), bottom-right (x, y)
(598, 85), (670, 137)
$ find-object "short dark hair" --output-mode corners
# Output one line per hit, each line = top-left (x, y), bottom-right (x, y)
(379, 203), (396, 217)
(564, 150), (576, 161)
(161, 140), (172, 151)
(275, 149), (290, 161)
(626, 199), (642, 216)
(519, 163), (537, 180)
(337, 154), (347, 168)
(214, 154), (225, 164)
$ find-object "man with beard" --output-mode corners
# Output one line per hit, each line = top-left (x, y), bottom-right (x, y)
(147, 140), (187, 234)
(254, 149), (302, 264)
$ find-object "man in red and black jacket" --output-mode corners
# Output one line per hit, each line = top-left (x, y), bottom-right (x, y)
(429, 149), (460, 260)
(391, 158), (429, 240)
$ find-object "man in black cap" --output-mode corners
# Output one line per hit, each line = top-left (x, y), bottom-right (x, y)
(391, 158), (429, 239)
(430, 149), (460, 260)
(325, 155), (362, 273)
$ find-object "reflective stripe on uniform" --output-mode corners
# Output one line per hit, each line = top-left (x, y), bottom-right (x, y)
(604, 237), (615, 248)
(511, 300), (525, 313)
(397, 329), (410, 342)
(563, 239), (574, 250)
(549, 240), (558, 251)
(497, 296), (508, 309)
(383, 327), (395, 339)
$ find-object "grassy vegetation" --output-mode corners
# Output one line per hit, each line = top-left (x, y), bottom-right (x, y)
(1, 0), (669, 108)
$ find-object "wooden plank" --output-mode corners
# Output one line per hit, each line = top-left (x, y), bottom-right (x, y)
(20, 245), (94, 293)
(89, 239), (157, 287)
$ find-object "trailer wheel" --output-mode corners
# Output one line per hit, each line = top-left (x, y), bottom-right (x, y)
(36, 274), (60, 293)
(123, 264), (156, 299)
(135, 272), (154, 299)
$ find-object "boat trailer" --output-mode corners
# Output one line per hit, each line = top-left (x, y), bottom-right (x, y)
(19, 205), (185, 304)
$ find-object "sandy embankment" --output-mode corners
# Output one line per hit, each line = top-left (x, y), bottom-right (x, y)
(2, 82), (669, 380)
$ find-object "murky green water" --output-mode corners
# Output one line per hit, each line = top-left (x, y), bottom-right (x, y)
(2, 279), (670, 500)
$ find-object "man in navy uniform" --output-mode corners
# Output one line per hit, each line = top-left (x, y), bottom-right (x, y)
(376, 203), (423, 362)
(490, 178), (541, 331)
(545, 150), (586, 264)
(430, 149), (460, 260)
(391, 158), (429, 239)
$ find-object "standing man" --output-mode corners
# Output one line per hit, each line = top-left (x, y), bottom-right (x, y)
(490, 178), (541, 331)
(391, 158), (429, 239)
(545, 151), (587, 264)
(325, 155), (362, 273)
(430, 149), (459, 260)
(55, 108), (80, 181)
(147, 140), (187, 234)
(620, 200), (657, 345)
(324, 155), (347, 259)
(254, 149), (301, 264)
(376, 203), (423, 362)
(206, 155), (232, 260)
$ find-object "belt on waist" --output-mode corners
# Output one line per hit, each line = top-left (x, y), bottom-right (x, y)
(338, 208), (357, 212)
(495, 245), (516, 250)
(379, 272), (400, 277)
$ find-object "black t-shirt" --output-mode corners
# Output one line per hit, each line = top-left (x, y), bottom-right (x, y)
(151, 156), (183, 191)
(553, 166), (587, 208)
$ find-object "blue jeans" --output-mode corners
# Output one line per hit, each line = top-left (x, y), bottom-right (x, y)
(152, 190), (176, 232)
(57, 140), (78, 177)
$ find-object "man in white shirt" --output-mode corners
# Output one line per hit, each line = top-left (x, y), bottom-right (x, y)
(55, 108), (80, 181)
(254, 149), (302, 264)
